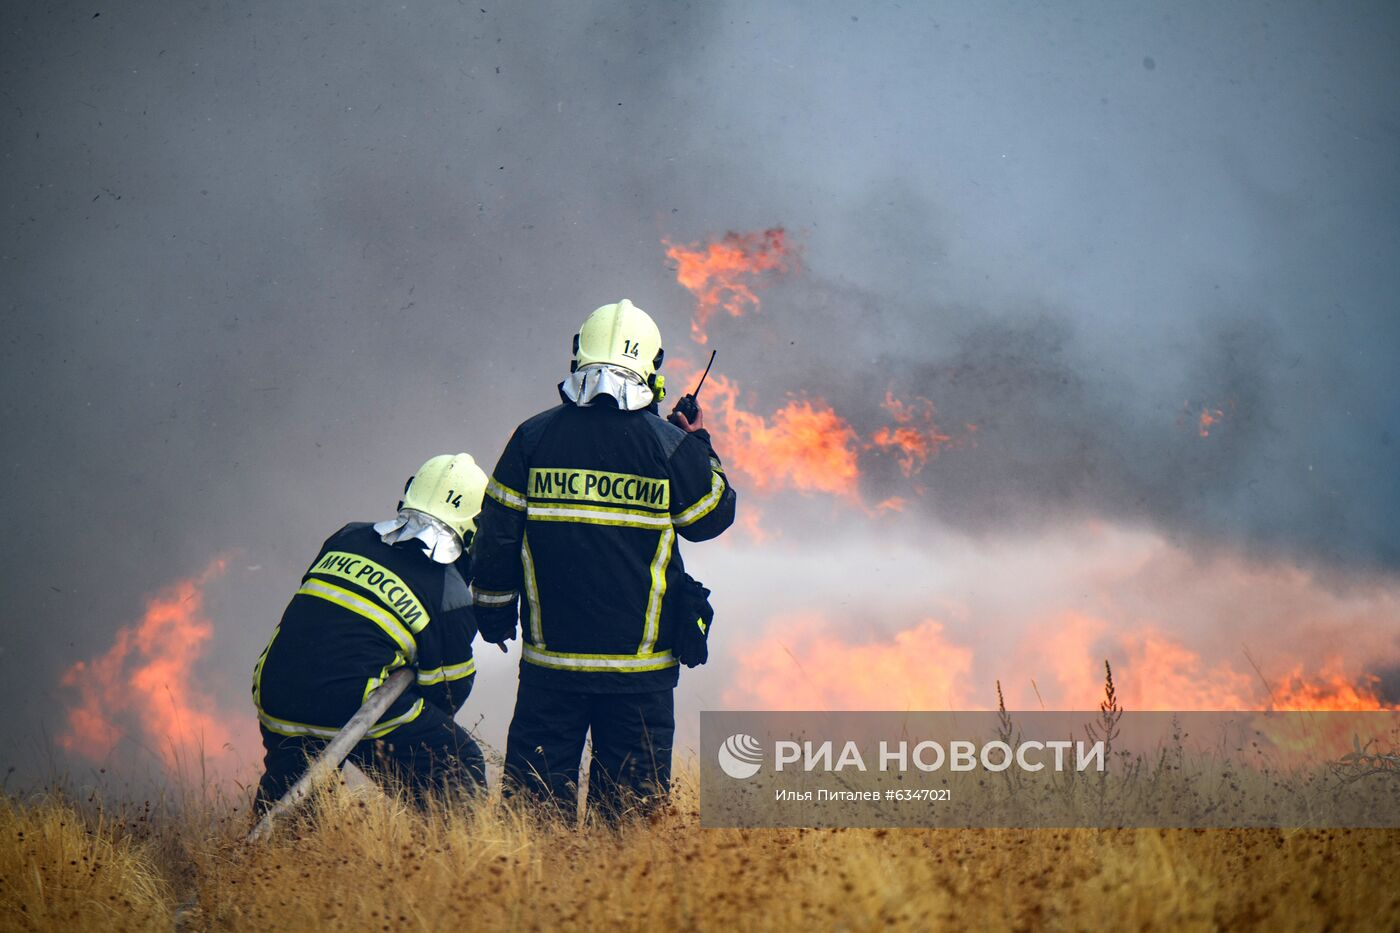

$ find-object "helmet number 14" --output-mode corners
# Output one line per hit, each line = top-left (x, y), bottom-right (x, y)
(621, 339), (641, 359)
(445, 490), (464, 507)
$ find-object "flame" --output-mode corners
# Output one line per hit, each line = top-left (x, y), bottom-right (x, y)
(1198, 407), (1223, 437)
(1183, 401), (1229, 437)
(869, 426), (932, 477)
(696, 379), (974, 508)
(728, 610), (1395, 776)
(718, 520), (1400, 715)
(702, 374), (861, 500)
(869, 391), (955, 477)
(663, 228), (793, 343)
(1270, 663), (1386, 711)
(1016, 612), (1108, 706)
(1061, 625), (1389, 712)
(726, 614), (975, 711)
(57, 557), (255, 778)
(656, 226), (1395, 719)
(726, 610), (1392, 714)
(882, 392), (932, 425)
(669, 362), (973, 510)
(1116, 630), (1259, 710)
(661, 227), (975, 512)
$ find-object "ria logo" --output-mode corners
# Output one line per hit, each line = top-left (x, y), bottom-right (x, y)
(717, 733), (764, 779)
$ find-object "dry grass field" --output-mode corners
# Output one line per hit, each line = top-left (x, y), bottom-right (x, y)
(4, 771), (1399, 933)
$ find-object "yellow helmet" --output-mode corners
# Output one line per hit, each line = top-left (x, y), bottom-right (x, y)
(572, 299), (664, 381)
(401, 453), (488, 541)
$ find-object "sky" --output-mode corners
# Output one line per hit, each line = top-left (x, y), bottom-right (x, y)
(2, 0), (1398, 789)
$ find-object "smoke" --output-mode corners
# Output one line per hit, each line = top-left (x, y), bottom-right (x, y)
(694, 249), (1399, 569)
(1, 0), (732, 783)
(2, 1), (1398, 784)
(57, 557), (257, 780)
(706, 522), (1400, 713)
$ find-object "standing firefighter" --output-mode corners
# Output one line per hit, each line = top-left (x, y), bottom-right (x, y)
(252, 454), (489, 809)
(472, 299), (736, 820)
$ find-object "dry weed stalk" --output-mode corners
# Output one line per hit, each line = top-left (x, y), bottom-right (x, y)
(995, 680), (1022, 795)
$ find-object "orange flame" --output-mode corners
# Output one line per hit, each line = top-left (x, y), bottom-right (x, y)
(661, 227), (975, 511)
(869, 426), (932, 476)
(1115, 629), (1259, 710)
(1130, 646), (1387, 711)
(663, 228), (792, 344)
(1183, 400), (1229, 437)
(726, 614), (974, 711)
(667, 366), (973, 512)
(1198, 407), (1223, 437)
(726, 613), (1393, 714)
(1037, 617), (1391, 712)
(702, 374), (861, 500)
(869, 391), (956, 477)
(657, 227), (1393, 719)
(1270, 663), (1387, 712)
(694, 380), (973, 507)
(57, 557), (255, 778)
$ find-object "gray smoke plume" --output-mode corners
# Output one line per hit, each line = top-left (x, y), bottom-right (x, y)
(2, 1), (1397, 785)
(760, 274), (1400, 571)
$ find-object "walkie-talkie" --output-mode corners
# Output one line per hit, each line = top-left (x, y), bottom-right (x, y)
(670, 350), (717, 427)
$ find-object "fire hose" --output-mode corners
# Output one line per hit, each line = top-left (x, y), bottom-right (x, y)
(246, 666), (415, 842)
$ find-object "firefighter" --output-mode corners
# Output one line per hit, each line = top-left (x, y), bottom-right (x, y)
(252, 453), (489, 810)
(471, 298), (736, 820)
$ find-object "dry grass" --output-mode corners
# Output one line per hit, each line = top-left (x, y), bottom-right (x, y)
(1, 793), (173, 931)
(3, 775), (1399, 932)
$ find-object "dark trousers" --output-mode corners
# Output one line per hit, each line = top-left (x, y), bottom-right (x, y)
(255, 702), (485, 811)
(503, 683), (674, 821)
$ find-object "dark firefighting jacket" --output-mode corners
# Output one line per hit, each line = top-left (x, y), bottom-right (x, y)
(253, 523), (478, 739)
(471, 401), (736, 692)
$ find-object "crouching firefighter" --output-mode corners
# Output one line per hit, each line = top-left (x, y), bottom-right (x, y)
(252, 454), (489, 809)
(470, 299), (736, 820)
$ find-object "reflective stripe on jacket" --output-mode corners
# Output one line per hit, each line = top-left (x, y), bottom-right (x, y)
(472, 402), (736, 692)
(253, 522), (478, 736)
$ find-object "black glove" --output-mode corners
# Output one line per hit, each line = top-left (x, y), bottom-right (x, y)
(670, 573), (714, 668)
(473, 594), (519, 646)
